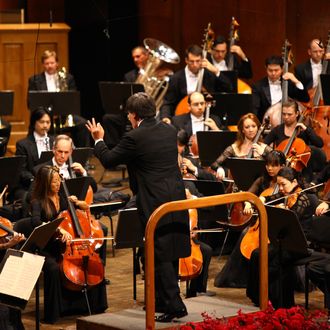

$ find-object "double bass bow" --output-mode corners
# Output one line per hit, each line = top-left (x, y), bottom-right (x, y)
(58, 176), (104, 291)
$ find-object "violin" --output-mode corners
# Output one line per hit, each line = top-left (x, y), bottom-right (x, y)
(178, 197), (203, 281)
(58, 176), (104, 291)
(276, 115), (311, 172)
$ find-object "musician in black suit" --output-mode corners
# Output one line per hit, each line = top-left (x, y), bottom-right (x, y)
(171, 92), (223, 138)
(252, 55), (309, 122)
(206, 35), (252, 80)
(14, 108), (54, 201)
(159, 44), (233, 123)
(28, 50), (89, 147)
(102, 46), (149, 149)
(87, 92), (190, 322)
(295, 38), (330, 90)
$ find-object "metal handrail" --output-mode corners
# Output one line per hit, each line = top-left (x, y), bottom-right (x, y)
(144, 191), (269, 329)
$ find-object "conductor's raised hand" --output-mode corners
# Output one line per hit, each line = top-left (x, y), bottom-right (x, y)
(86, 118), (105, 141)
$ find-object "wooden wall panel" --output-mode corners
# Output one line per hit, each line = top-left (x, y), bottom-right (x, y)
(138, 0), (330, 81)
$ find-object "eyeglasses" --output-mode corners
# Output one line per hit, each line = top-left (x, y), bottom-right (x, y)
(190, 102), (205, 107)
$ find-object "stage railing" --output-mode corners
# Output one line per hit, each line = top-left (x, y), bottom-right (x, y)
(144, 191), (269, 330)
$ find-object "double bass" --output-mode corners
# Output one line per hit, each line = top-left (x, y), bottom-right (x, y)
(58, 177), (104, 291)
(175, 23), (214, 116)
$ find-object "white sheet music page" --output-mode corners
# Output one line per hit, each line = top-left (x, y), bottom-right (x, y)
(0, 250), (44, 301)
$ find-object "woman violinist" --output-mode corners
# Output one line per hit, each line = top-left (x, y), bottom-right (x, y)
(29, 165), (107, 324)
(214, 150), (286, 289)
(264, 100), (326, 180)
(246, 166), (316, 308)
(211, 113), (272, 180)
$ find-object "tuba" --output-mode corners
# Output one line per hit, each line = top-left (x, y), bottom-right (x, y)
(136, 38), (180, 112)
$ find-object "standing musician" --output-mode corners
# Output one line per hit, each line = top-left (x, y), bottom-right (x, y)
(264, 100), (326, 180)
(159, 44), (233, 123)
(103, 46), (149, 149)
(20, 165), (108, 324)
(252, 55), (309, 122)
(207, 35), (252, 79)
(28, 50), (89, 148)
(295, 38), (330, 90)
(171, 91), (223, 137)
(247, 166), (316, 308)
(214, 150), (286, 289)
(86, 92), (190, 323)
(211, 113), (272, 181)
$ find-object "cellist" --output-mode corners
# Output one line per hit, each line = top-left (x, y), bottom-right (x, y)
(28, 166), (107, 324)
(264, 100), (326, 180)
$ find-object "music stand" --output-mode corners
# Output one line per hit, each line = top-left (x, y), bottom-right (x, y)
(72, 147), (93, 166)
(0, 90), (14, 126)
(114, 208), (144, 300)
(0, 156), (25, 191)
(211, 93), (253, 126)
(99, 81), (144, 114)
(221, 71), (238, 93)
(60, 176), (91, 201)
(28, 91), (80, 115)
(225, 158), (265, 191)
(197, 131), (236, 167)
(38, 151), (53, 164)
(320, 74), (330, 105)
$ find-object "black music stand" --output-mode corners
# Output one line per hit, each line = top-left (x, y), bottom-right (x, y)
(211, 93), (253, 126)
(221, 71), (238, 93)
(225, 158), (266, 191)
(265, 206), (311, 307)
(0, 156), (25, 191)
(114, 208), (144, 300)
(197, 131), (236, 167)
(0, 90), (13, 118)
(72, 147), (93, 167)
(60, 176), (90, 201)
(19, 216), (63, 330)
(98, 81), (144, 114)
(320, 74), (330, 105)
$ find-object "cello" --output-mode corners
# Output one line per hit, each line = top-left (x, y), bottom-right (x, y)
(178, 193), (203, 281)
(58, 176), (104, 291)
(175, 23), (214, 116)
(276, 114), (311, 172)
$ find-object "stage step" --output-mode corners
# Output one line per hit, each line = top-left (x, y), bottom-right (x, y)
(76, 296), (258, 330)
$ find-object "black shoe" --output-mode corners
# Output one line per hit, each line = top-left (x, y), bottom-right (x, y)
(155, 308), (188, 323)
(104, 278), (111, 285)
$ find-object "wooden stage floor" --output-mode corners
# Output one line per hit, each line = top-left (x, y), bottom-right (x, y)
(20, 157), (325, 329)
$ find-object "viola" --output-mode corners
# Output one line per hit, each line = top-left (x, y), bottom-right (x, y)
(58, 176), (104, 291)
(0, 217), (15, 237)
(178, 207), (203, 281)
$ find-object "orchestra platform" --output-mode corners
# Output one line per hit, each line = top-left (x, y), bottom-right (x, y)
(76, 295), (258, 330)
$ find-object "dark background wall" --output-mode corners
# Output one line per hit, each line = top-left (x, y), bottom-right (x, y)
(1, 0), (329, 120)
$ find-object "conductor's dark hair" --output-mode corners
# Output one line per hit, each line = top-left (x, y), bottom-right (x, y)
(28, 107), (52, 135)
(125, 92), (156, 119)
(265, 55), (283, 67)
(177, 129), (190, 147)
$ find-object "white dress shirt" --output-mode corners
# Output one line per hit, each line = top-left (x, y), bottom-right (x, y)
(190, 113), (204, 135)
(185, 66), (199, 94)
(45, 72), (58, 92)
(34, 132), (50, 157)
(310, 59), (322, 88)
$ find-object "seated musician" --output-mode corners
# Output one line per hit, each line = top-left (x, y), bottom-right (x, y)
(17, 166), (108, 324)
(0, 227), (25, 329)
(207, 35), (253, 80)
(28, 50), (90, 147)
(246, 166), (316, 308)
(214, 150), (286, 289)
(171, 91), (223, 138)
(159, 44), (233, 123)
(10, 108), (54, 207)
(264, 100), (326, 181)
(252, 55), (309, 122)
(211, 113), (272, 181)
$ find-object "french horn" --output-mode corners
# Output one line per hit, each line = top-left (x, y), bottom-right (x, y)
(136, 38), (180, 112)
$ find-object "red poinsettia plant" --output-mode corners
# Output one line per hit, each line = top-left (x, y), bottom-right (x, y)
(177, 302), (330, 329)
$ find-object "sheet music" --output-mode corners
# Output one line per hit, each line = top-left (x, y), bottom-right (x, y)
(0, 251), (44, 301)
